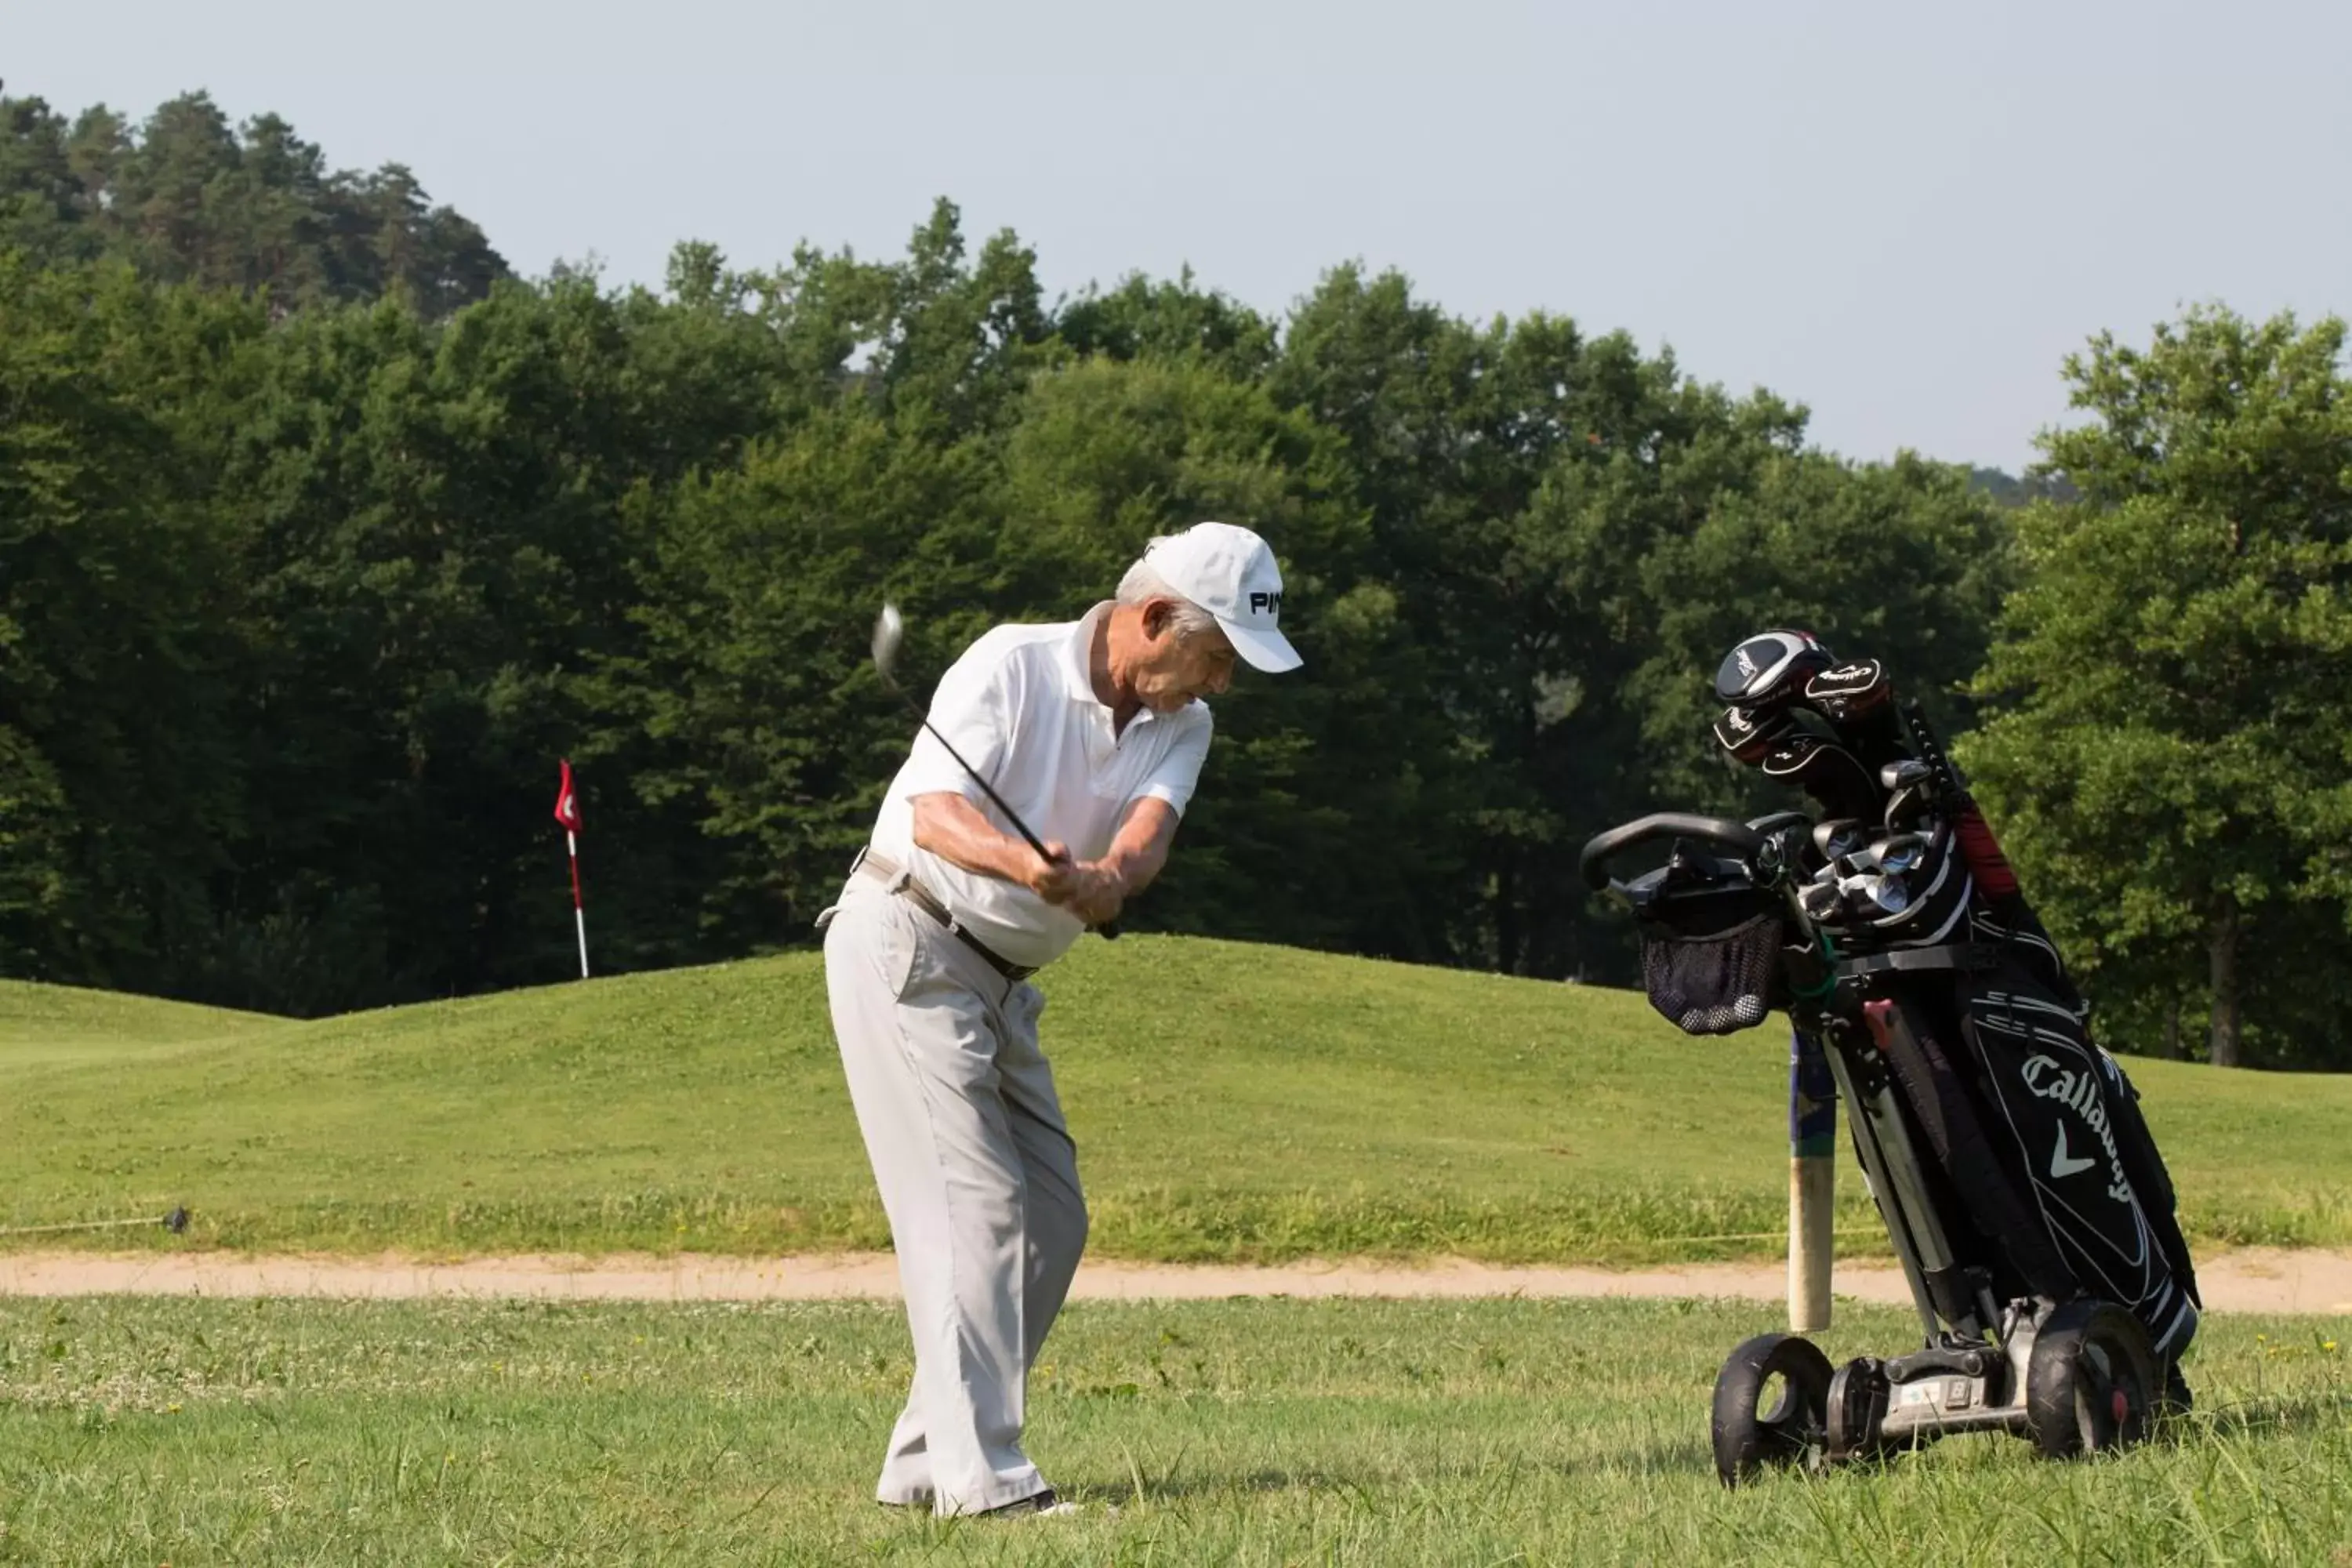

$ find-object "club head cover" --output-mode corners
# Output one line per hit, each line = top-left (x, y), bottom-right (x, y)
(1801, 655), (1915, 768)
(1803, 658), (1891, 723)
(1713, 630), (1837, 715)
(1714, 702), (1797, 764)
(1761, 732), (1884, 823)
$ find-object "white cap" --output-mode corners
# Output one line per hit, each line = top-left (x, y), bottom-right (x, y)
(1142, 522), (1303, 673)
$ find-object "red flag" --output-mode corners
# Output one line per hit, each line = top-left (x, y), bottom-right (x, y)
(553, 759), (589, 978)
(554, 758), (582, 833)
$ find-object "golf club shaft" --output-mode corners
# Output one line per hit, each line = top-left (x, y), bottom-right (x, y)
(0, 1210), (184, 1236)
(909, 710), (1056, 866)
(1789, 1029), (1837, 1333)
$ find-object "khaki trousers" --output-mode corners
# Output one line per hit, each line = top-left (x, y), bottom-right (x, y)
(819, 877), (1087, 1515)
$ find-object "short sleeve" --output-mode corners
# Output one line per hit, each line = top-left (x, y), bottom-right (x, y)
(894, 633), (1018, 803)
(1135, 708), (1214, 818)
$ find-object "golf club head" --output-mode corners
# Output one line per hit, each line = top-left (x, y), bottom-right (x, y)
(1798, 880), (1844, 924)
(1860, 873), (1914, 916)
(871, 602), (906, 691)
(1809, 817), (1866, 866)
(1873, 832), (1930, 876)
(1835, 872), (1911, 920)
(1884, 783), (1936, 831)
(1879, 759), (1933, 793)
(1714, 630), (1836, 713)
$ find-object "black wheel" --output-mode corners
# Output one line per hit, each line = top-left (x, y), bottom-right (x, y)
(2027, 1300), (2158, 1460)
(1711, 1333), (1833, 1486)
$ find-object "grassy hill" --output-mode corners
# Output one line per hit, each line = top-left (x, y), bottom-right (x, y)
(3, 938), (2347, 1261)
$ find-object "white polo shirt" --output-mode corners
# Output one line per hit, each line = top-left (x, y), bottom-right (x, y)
(867, 604), (1214, 969)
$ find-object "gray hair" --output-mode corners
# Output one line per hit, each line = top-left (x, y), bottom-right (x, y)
(1116, 538), (1219, 640)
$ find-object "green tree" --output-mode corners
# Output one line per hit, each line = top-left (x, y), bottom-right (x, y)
(0, 172), (2061, 1018)
(612, 404), (1011, 944)
(1056, 269), (1282, 382)
(1269, 267), (1647, 972)
(593, 210), (1058, 953)
(874, 199), (1055, 441)
(1626, 446), (2015, 806)
(1958, 307), (2352, 1069)
(211, 263), (802, 1009)
(1267, 267), (2011, 979)
(0, 257), (260, 985)
(0, 88), (506, 314)
(0, 95), (103, 266)
(997, 355), (1443, 954)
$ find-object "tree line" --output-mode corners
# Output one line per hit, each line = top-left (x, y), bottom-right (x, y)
(3, 91), (2347, 1069)
(1, 88), (504, 316)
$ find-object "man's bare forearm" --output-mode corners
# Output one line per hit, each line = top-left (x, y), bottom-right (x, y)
(909, 793), (1175, 924)
(909, 793), (1049, 884)
(1098, 800), (1179, 899)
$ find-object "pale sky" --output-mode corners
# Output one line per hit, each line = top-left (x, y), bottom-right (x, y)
(9, 0), (2346, 470)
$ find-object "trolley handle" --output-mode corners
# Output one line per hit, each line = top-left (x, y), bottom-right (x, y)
(1579, 813), (1768, 895)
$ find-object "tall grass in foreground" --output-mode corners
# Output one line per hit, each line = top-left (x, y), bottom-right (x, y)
(2, 1295), (2345, 1563)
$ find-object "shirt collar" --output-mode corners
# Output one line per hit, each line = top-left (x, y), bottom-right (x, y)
(1060, 603), (1109, 702)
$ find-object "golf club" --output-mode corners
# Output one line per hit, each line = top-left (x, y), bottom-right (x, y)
(871, 604), (1119, 939)
(1872, 833), (1930, 876)
(1883, 785), (1937, 833)
(1797, 880), (1844, 923)
(1839, 871), (1912, 919)
(0, 1206), (189, 1238)
(1810, 817), (1866, 865)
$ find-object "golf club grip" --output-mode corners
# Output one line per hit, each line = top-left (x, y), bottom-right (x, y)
(1900, 700), (2022, 901)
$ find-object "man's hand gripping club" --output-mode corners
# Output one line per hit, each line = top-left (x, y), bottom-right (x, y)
(909, 793), (1178, 931)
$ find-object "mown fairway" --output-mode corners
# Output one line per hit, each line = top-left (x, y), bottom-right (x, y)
(1, 1295), (2345, 1565)
(5, 942), (2350, 1263)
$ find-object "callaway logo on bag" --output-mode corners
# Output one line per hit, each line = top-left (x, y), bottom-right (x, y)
(2022, 1053), (2136, 1205)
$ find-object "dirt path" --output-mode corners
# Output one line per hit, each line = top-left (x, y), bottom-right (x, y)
(2, 1248), (2348, 1312)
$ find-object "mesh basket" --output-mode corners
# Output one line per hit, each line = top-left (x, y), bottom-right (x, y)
(1639, 909), (1787, 1036)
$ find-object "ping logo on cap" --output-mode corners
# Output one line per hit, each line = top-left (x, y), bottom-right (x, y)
(1248, 590), (1283, 617)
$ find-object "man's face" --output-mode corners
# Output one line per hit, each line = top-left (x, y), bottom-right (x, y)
(1133, 604), (1238, 713)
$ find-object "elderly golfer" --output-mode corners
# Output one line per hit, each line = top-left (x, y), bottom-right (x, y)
(818, 521), (1301, 1518)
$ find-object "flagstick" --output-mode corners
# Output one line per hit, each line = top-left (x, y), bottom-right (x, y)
(567, 829), (589, 978)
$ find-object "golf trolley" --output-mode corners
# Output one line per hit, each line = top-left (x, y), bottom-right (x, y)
(1579, 631), (2201, 1486)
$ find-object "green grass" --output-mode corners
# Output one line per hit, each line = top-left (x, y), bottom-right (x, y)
(1, 1295), (2345, 1564)
(4, 939), (2350, 1262)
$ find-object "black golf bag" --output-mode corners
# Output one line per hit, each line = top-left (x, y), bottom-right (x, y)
(1584, 630), (2201, 1479)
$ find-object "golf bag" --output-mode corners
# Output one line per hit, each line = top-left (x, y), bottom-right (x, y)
(1584, 630), (2201, 1477)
